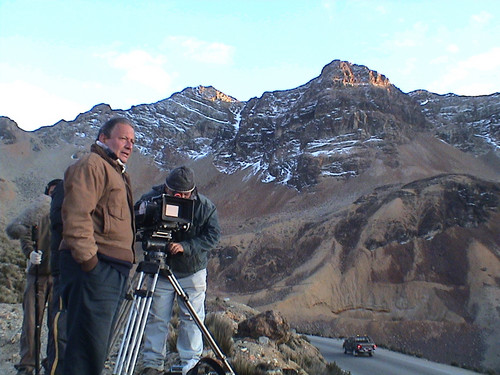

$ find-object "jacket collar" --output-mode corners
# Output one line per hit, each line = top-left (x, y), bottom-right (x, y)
(91, 143), (127, 174)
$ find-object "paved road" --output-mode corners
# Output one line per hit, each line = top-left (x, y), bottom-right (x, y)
(307, 336), (481, 375)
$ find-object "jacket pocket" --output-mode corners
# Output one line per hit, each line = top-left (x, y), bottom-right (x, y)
(109, 204), (125, 220)
(103, 204), (127, 235)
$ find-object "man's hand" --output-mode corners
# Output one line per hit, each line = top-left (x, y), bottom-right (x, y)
(168, 242), (184, 255)
(29, 250), (43, 265)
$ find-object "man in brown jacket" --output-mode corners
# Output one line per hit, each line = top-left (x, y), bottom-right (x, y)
(59, 117), (136, 375)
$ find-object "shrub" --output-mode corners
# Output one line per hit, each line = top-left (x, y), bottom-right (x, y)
(204, 312), (235, 356)
(230, 355), (261, 375)
(326, 362), (351, 375)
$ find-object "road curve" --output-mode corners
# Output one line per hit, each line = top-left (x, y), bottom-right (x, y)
(307, 335), (482, 375)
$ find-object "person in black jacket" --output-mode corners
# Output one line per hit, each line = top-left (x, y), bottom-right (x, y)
(46, 179), (65, 375)
(139, 166), (221, 375)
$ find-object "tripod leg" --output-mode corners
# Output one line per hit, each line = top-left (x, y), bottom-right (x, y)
(109, 271), (141, 352)
(113, 261), (161, 375)
(124, 273), (159, 375)
(114, 272), (146, 375)
(165, 273), (236, 375)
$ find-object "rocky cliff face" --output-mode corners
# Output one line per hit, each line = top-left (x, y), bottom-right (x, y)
(410, 90), (500, 157)
(1, 59), (499, 373)
(212, 60), (431, 189)
(4, 60), (497, 192)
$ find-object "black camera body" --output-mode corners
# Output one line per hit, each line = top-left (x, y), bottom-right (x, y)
(135, 194), (194, 263)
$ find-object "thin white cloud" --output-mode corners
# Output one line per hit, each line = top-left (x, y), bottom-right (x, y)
(430, 47), (500, 95)
(376, 5), (387, 15)
(165, 36), (234, 65)
(103, 50), (172, 92)
(471, 11), (493, 25)
(430, 55), (449, 65)
(390, 21), (429, 48)
(430, 44), (459, 65)
(321, 0), (337, 20)
(0, 81), (84, 130)
(322, 0), (333, 10)
(400, 57), (417, 75)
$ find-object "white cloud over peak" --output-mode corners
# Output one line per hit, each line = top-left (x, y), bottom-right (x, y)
(164, 36), (234, 65)
(430, 47), (500, 95)
(103, 50), (172, 92)
(390, 21), (429, 48)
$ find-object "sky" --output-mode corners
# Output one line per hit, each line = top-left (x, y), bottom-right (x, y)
(0, 0), (499, 131)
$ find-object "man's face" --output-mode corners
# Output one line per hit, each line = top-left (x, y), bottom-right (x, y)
(165, 187), (192, 199)
(99, 122), (135, 163)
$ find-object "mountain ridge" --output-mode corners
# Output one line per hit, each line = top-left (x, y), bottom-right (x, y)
(1, 59), (499, 373)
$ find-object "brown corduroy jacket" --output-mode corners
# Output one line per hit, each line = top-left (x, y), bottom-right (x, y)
(60, 144), (135, 271)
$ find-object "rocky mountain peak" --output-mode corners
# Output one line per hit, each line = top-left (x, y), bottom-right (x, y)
(195, 85), (239, 103)
(320, 60), (392, 89)
(0, 117), (21, 144)
(211, 59), (430, 189)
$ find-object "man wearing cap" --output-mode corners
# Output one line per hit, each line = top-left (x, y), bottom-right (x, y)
(137, 166), (221, 375)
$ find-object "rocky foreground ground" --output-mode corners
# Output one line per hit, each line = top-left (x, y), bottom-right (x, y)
(0, 299), (340, 375)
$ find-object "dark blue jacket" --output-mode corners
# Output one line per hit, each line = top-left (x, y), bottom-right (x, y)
(50, 180), (64, 276)
(137, 185), (221, 278)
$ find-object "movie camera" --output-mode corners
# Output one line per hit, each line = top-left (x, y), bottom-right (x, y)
(135, 194), (194, 263)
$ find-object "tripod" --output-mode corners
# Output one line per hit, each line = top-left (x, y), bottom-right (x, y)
(113, 251), (235, 375)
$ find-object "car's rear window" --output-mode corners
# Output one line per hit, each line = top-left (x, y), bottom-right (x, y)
(355, 337), (370, 342)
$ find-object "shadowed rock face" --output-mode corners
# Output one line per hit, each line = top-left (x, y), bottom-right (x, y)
(1, 59), (499, 373)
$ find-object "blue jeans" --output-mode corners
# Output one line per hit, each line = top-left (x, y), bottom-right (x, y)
(59, 251), (127, 375)
(142, 269), (207, 371)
